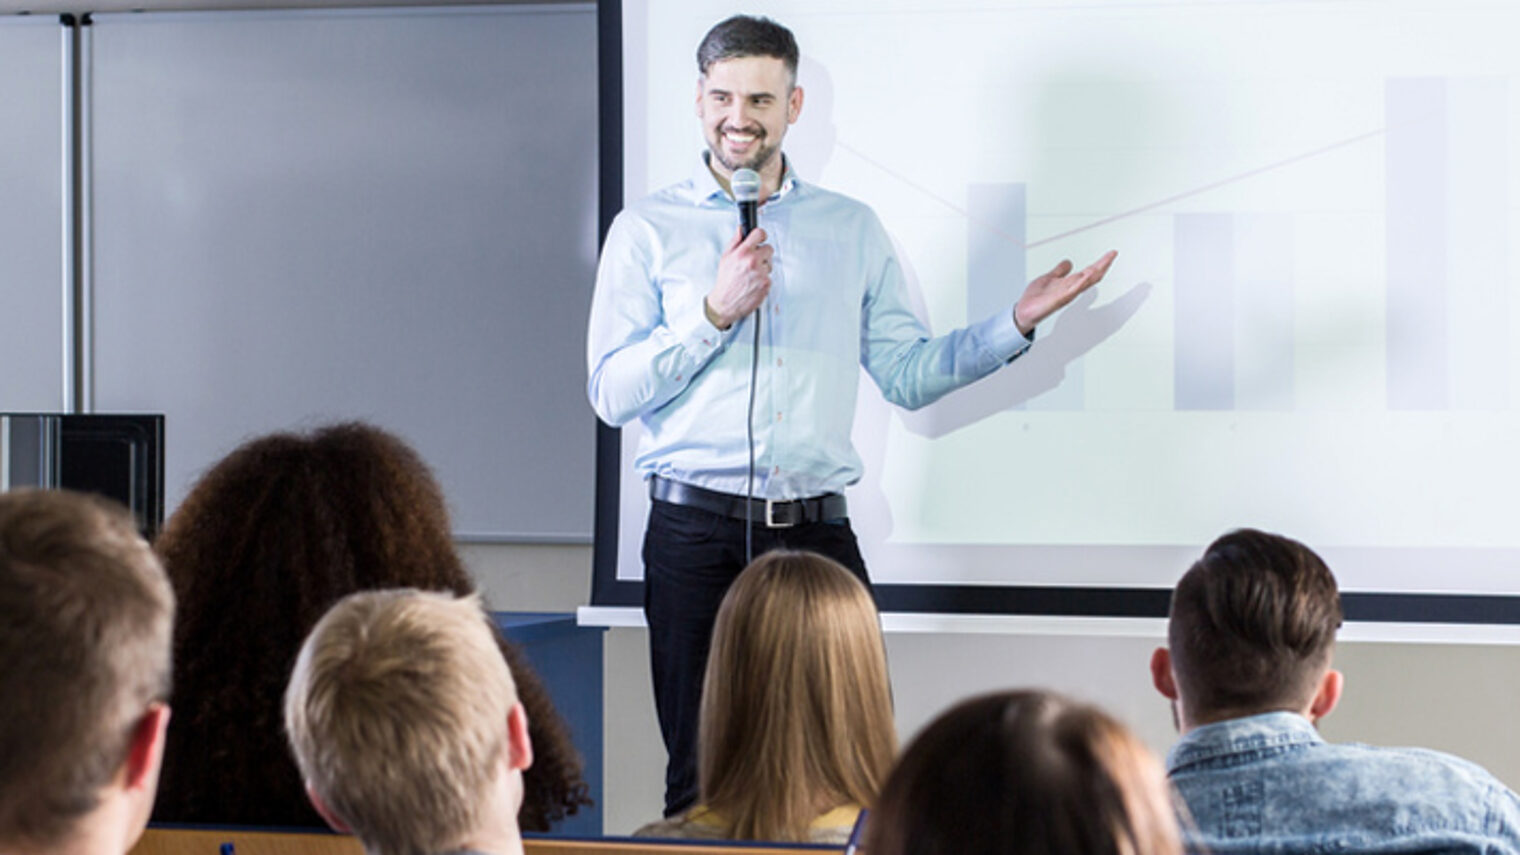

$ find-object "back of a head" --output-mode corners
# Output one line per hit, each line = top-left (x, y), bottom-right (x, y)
(865, 690), (1181, 855)
(284, 589), (518, 855)
(153, 422), (470, 824)
(0, 489), (174, 849)
(696, 14), (800, 80)
(158, 421), (466, 623)
(155, 421), (587, 830)
(698, 550), (896, 841)
(1168, 528), (1343, 723)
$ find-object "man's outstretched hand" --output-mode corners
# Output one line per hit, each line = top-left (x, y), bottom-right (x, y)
(1013, 250), (1118, 336)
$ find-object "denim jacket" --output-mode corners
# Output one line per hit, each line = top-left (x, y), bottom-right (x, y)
(1167, 712), (1520, 855)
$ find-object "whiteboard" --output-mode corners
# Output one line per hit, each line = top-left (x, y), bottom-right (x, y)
(87, 4), (598, 541)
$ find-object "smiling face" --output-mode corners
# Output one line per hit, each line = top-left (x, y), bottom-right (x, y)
(696, 55), (804, 181)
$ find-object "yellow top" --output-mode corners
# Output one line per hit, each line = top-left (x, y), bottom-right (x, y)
(634, 803), (863, 845)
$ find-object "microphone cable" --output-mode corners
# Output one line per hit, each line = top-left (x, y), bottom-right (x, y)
(730, 168), (763, 565)
(745, 305), (759, 565)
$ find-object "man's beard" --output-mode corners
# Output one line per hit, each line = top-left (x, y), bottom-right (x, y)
(708, 126), (779, 174)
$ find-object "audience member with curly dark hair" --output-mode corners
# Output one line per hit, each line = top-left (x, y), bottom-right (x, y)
(150, 422), (591, 832)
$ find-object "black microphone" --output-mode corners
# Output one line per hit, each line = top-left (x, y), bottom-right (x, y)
(731, 168), (761, 237)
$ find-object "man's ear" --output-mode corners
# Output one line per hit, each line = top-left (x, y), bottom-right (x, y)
(506, 701), (533, 772)
(1308, 668), (1343, 723)
(787, 84), (805, 124)
(1151, 647), (1179, 701)
(305, 784), (352, 834)
(123, 702), (170, 793)
(695, 77), (705, 117)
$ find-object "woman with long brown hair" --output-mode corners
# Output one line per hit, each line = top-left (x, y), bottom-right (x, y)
(637, 549), (896, 843)
(151, 421), (590, 831)
(864, 690), (1183, 855)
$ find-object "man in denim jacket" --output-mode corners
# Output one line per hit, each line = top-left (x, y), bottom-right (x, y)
(1150, 529), (1520, 855)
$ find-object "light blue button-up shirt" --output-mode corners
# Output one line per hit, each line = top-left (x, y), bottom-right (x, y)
(587, 155), (1031, 501)
(1168, 711), (1520, 855)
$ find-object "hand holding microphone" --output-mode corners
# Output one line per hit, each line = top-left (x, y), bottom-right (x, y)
(704, 168), (770, 330)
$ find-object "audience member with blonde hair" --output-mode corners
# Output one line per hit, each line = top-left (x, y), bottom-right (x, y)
(152, 421), (588, 830)
(285, 589), (532, 855)
(636, 549), (896, 843)
(0, 489), (175, 855)
(864, 689), (1182, 855)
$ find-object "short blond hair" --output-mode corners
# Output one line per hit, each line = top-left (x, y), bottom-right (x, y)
(284, 589), (517, 855)
(0, 489), (174, 846)
(698, 550), (897, 841)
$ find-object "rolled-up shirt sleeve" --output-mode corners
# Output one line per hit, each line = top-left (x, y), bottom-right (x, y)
(858, 212), (1032, 411)
(586, 211), (728, 426)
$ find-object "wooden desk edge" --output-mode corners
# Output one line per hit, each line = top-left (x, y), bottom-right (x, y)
(133, 826), (839, 855)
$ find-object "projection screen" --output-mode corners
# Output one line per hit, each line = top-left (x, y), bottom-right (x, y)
(591, 0), (1520, 629)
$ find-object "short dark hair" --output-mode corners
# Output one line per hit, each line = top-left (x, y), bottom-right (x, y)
(696, 15), (799, 81)
(0, 489), (173, 846)
(1168, 529), (1343, 721)
(864, 690), (1181, 855)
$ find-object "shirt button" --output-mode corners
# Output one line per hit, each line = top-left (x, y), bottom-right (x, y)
(776, 358), (783, 367)
(772, 466), (780, 475)
(675, 374), (683, 381)
(776, 412), (783, 422)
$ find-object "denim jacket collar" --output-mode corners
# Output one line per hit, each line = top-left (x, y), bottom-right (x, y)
(1166, 711), (1324, 773)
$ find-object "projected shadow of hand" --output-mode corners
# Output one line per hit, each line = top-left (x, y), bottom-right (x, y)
(897, 280), (1153, 439)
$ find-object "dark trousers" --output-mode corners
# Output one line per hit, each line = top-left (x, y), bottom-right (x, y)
(642, 498), (871, 817)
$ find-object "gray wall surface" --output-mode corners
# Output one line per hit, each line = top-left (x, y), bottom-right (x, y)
(1, 0), (566, 11)
(0, 18), (66, 412)
(85, 5), (598, 539)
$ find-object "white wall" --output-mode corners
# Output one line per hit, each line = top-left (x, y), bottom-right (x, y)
(465, 542), (1520, 837)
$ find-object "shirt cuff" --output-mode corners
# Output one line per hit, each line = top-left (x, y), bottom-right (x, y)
(670, 294), (728, 361)
(971, 305), (1034, 363)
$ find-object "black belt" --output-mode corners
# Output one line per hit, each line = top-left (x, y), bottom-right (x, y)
(649, 476), (848, 529)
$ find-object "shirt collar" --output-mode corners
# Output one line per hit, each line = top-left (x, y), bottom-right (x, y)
(686, 151), (801, 206)
(1165, 711), (1325, 773)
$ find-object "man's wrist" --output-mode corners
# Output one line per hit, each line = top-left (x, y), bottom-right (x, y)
(1013, 305), (1035, 338)
(704, 297), (730, 331)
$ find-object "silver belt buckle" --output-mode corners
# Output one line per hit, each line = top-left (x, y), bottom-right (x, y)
(764, 498), (796, 528)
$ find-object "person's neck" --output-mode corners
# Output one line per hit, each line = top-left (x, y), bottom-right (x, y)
(9, 801), (139, 855)
(445, 770), (525, 855)
(708, 154), (786, 202)
(447, 826), (523, 855)
(1180, 705), (1313, 735)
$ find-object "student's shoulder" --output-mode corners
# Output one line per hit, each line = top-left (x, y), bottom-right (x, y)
(1335, 741), (1515, 798)
(632, 806), (728, 840)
